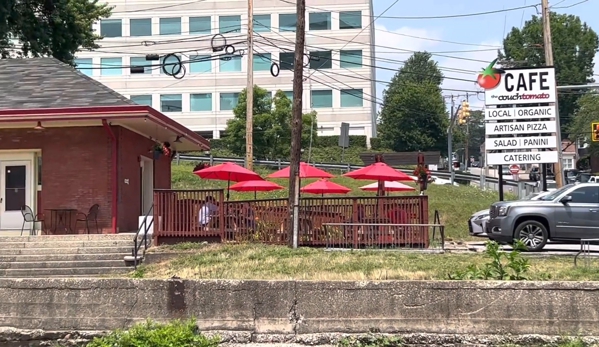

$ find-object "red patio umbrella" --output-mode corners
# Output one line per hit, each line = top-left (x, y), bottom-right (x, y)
(194, 162), (263, 199)
(229, 180), (284, 199)
(268, 162), (333, 179)
(343, 163), (413, 197)
(360, 181), (415, 192)
(300, 179), (351, 196)
(343, 163), (413, 182)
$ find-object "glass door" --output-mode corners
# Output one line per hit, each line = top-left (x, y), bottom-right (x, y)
(0, 161), (30, 230)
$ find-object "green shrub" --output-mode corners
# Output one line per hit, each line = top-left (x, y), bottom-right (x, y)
(316, 135), (368, 148)
(448, 241), (533, 280)
(86, 319), (219, 347)
(369, 137), (382, 150)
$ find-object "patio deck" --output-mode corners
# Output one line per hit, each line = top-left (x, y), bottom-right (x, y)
(152, 189), (437, 248)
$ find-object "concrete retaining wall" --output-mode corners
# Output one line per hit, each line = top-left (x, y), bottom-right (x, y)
(1, 279), (598, 343)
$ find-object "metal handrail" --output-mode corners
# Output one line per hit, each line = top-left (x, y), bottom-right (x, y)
(176, 154), (522, 187)
(574, 238), (599, 267)
(132, 204), (154, 269)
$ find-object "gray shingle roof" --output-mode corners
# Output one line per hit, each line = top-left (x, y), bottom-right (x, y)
(0, 57), (135, 110)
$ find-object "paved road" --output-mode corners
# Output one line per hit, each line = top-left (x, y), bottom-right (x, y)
(466, 241), (599, 255)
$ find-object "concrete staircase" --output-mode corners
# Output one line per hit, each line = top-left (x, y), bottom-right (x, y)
(0, 234), (136, 278)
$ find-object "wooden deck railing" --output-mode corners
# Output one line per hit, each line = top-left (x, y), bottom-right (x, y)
(153, 189), (430, 248)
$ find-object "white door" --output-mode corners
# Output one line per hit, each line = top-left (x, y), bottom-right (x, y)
(140, 158), (154, 216)
(0, 161), (31, 230)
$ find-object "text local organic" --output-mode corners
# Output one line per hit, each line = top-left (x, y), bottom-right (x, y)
(486, 107), (553, 118)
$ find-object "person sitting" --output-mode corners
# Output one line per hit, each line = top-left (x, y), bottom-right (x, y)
(198, 196), (219, 227)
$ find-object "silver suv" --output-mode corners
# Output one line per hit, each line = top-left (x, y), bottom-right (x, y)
(487, 183), (599, 251)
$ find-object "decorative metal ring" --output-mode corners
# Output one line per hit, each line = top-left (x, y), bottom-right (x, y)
(211, 34), (227, 52)
(161, 53), (182, 76)
(270, 62), (280, 77)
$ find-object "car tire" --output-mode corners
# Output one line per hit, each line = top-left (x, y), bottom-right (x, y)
(513, 220), (548, 252)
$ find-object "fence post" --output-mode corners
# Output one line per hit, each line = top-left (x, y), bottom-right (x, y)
(209, 155), (214, 166)
(346, 163), (351, 173)
(277, 159), (281, 169)
(176, 152), (180, 165)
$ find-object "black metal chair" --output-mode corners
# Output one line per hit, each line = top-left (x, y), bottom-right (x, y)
(76, 204), (100, 234)
(21, 205), (45, 236)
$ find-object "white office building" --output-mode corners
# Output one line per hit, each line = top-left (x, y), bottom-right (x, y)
(76, 0), (377, 140)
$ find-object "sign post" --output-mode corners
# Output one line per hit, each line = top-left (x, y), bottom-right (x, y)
(479, 61), (559, 198)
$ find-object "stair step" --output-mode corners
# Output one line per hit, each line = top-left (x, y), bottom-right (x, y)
(0, 246), (132, 255)
(0, 253), (126, 262)
(0, 267), (131, 277)
(0, 240), (133, 249)
(0, 260), (126, 269)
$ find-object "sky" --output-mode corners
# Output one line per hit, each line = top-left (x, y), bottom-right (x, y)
(371, 0), (599, 111)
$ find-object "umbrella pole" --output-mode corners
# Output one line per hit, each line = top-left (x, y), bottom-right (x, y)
(254, 190), (257, 200)
(227, 177), (230, 201)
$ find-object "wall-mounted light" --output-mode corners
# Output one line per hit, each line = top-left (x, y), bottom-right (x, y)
(34, 121), (45, 130)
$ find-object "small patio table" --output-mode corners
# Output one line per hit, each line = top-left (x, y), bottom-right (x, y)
(45, 208), (78, 234)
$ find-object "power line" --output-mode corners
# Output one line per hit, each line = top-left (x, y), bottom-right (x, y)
(277, 0), (539, 20)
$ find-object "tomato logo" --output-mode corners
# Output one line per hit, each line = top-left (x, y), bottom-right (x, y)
(477, 58), (504, 90)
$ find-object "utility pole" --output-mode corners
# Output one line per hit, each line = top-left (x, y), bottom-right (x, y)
(245, 0), (254, 170)
(541, 0), (564, 187)
(447, 97), (462, 185)
(464, 95), (470, 170)
(287, 0), (306, 248)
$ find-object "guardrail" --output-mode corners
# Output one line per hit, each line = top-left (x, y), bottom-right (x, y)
(176, 154), (524, 187)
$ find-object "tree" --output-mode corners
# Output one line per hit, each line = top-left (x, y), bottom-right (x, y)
(0, 0), (112, 64)
(224, 87), (317, 160)
(499, 13), (599, 132)
(377, 52), (448, 154)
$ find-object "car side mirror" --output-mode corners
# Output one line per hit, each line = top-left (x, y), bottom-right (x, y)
(560, 195), (573, 204)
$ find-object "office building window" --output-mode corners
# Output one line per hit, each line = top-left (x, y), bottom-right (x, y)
(253, 14), (271, 32)
(189, 55), (212, 73)
(309, 50), (332, 69)
(100, 57), (122, 76)
(341, 89), (363, 107)
(159, 17), (181, 35)
(219, 55), (242, 72)
(279, 13), (296, 32)
(339, 11), (362, 29)
(190, 93), (213, 111)
(130, 95), (152, 107)
(220, 92), (240, 111)
(311, 90), (332, 108)
(100, 19), (122, 37)
(309, 12), (331, 30)
(130, 18), (152, 36)
(160, 94), (182, 112)
(280, 52), (295, 70)
(340, 50), (362, 68)
(219, 15), (241, 33)
(283, 91), (293, 101)
(130, 57), (152, 74)
(189, 16), (211, 34)
(254, 53), (271, 71)
(160, 55), (180, 75)
(74, 58), (93, 76)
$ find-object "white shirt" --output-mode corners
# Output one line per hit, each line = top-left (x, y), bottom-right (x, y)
(198, 202), (218, 225)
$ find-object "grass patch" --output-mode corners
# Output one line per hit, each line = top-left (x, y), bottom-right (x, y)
(134, 244), (594, 281)
(171, 162), (511, 240)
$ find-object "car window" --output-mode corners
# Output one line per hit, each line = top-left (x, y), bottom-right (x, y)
(568, 186), (599, 204)
(539, 184), (576, 201)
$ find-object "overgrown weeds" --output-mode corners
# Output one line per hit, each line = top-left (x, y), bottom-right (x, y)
(448, 241), (545, 280)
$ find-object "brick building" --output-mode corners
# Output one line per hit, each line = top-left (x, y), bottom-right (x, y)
(0, 58), (209, 233)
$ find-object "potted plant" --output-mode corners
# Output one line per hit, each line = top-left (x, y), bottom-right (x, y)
(151, 141), (171, 160)
(413, 165), (431, 191)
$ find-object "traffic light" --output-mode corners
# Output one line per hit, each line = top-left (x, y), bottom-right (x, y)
(461, 101), (470, 118)
(593, 123), (599, 142)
